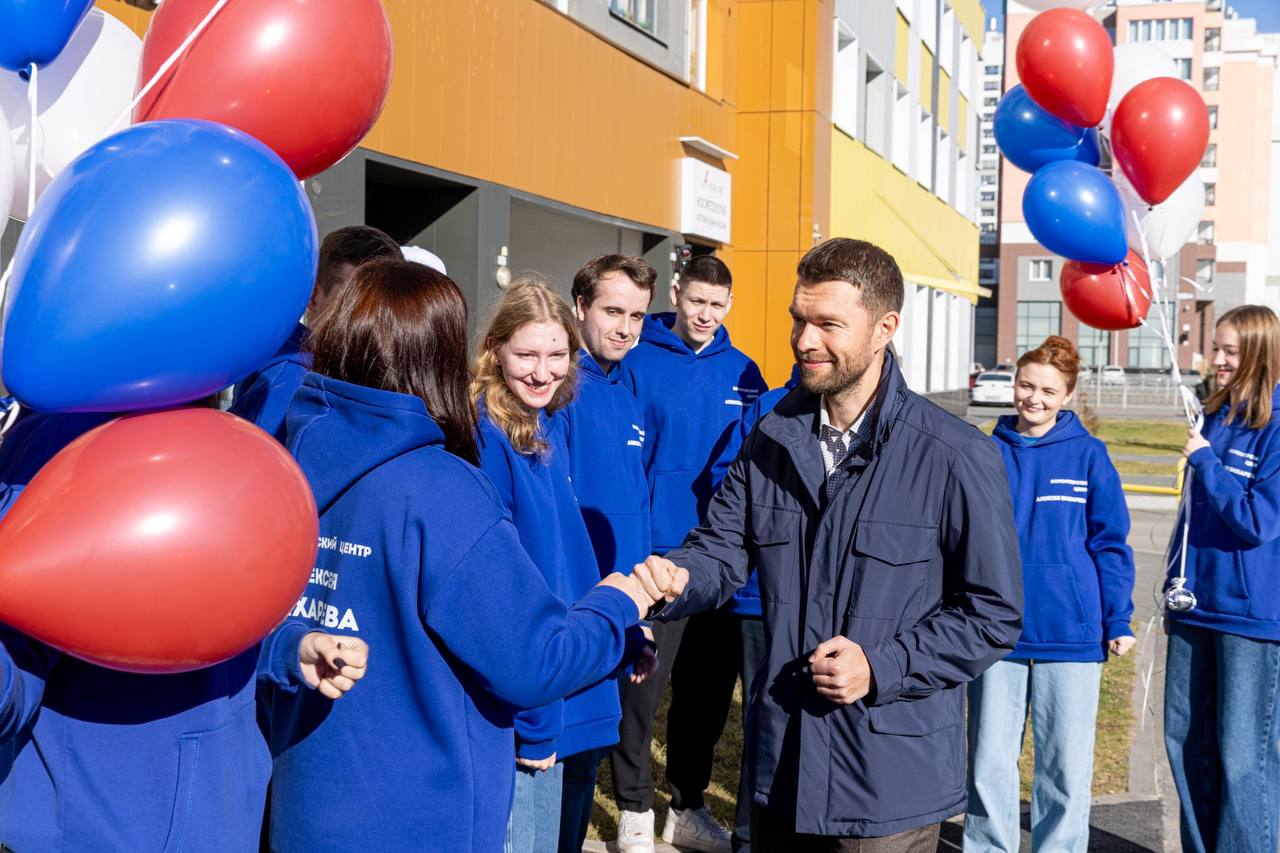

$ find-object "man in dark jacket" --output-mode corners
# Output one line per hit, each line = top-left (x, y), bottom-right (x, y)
(637, 238), (1023, 851)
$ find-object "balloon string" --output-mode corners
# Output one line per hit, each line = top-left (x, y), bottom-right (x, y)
(26, 62), (37, 218)
(108, 0), (233, 133)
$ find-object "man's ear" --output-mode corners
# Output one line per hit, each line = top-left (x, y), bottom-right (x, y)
(575, 295), (588, 323)
(669, 281), (681, 308)
(876, 311), (901, 347)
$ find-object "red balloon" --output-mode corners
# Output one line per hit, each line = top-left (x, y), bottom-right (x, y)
(0, 409), (318, 673)
(1111, 78), (1210, 206)
(1061, 250), (1153, 331)
(133, 0), (393, 180)
(1016, 9), (1113, 128)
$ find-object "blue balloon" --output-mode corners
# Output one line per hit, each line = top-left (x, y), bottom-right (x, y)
(1022, 161), (1129, 266)
(994, 85), (1100, 174)
(3, 120), (318, 412)
(0, 0), (95, 71)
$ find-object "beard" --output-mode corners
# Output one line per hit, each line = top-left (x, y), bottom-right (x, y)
(798, 344), (878, 397)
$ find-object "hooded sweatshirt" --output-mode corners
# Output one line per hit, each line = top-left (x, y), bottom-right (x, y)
(267, 374), (637, 852)
(477, 404), (625, 761)
(1169, 384), (1280, 641)
(0, 472), (308, 853)
(558, 350), (651, 576)
(0, 410), (115, 485)
(992, 411), (1135, 661)
(710, 366), (802, 617)
(230, 322), (312, 440)
(620, 313), (766, 552)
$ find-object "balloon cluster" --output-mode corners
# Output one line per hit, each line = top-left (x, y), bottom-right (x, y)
(0, 0), (393, 673)
(998, 7), (1209, 332)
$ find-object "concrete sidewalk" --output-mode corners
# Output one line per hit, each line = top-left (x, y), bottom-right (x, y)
(586, 495), (1182, 853)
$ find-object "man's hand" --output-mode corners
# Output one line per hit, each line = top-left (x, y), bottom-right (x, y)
(1183, 428), (1210, 459)
(516, 753), (557, 772)
(299, 632), (369, 699)
(809, 636), (873, 705)
(1109, 636), (1137, 656)
(631, 555), (689, 603)
(631, 625), (658, 684)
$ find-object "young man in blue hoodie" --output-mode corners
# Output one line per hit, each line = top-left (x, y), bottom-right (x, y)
(558, 254), (658, 852)
(231, 225), (400, 439)
(613, 255), (767, 853)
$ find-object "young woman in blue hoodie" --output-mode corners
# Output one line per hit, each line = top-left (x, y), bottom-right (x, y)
(965, 335), (1136, 853)
(1163, 305), (1280, 853)
(266, 260), (663, 853)
(473, 276), (649, 853)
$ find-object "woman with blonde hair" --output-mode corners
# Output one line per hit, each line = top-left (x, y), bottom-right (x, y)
(474, 276), (648, 853)
(1164, 304), (1280, 853)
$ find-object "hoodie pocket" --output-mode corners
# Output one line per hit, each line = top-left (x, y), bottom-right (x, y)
(162, 704), (271, 853)
(650, 470), (700, 551)
(1020, 563), (1091, 646)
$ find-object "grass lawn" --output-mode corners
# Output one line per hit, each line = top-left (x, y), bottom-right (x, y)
(1091, 419), (1187, 457)
(589, 644), (1137, 842)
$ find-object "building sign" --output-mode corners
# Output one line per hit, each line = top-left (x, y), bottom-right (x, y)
(679, 157), (731, 244)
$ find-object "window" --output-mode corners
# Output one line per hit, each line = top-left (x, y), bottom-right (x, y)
(1204, 67), (1220, 91)
(1129, 17), (1192, 42)
(1205, 27), (1221, 51)
(981, 174), (997, 186)
(609, 0), (656, 34)
(832, 26), (859, 136)
(984, 80), (1000, 91)
(1208, 105), (1218, 129)
(1196, 259), (1215, 283)
(1197, 220), (1215, 243)
(981, 222), (997, 233)
(982, 143), (996, 155)
(1177, 18), (1192, 39)
(1128, 304), (1175, 368)
(1029, 259), (1052, 281)
(1205, 182), (1216, 205)
(1153, 19), (1166, 40)
(916, 109), (933, 187)
(981, 127), (994, 140)
(985, 65), (1000, 75)
(980, 191), (996, 202)
(1175, 58), (1192, 81)
(1017, 302), (1061, 355)
(981, 206), (996, 218)
(984, 96), (998, 107)
(891, 83), (911, 173)
(1201, 143), (1216, 167)
(1077, 327), (1111, 369)
(864, 58), (891, 156)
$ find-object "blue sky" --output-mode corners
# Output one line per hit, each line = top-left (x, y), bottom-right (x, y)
(980, 0), (1280, 33)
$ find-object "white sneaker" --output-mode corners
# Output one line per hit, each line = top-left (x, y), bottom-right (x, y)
(661, 806), (732, 852)
(616, 808), (656, 853)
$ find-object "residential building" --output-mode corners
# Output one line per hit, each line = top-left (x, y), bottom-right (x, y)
(975, 16), (1003, 368)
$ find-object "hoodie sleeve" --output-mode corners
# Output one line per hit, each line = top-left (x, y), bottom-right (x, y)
(513, 703), (563, 760)
(255, 618), (313, 690)
(1086, 446), (1136, 642)
(422, 518), (639, 712)
(862, 437), (1024, 704)
(0, 625), (59, 744)
(1189, 435), (1280, 547)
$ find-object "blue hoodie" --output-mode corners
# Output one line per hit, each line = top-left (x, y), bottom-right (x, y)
(267, 374), (638, 852)
(710, 367), (802, 616)
(1169, 385), (1280, 641)
(0, 410), (114, 485)
(230, 322), (311, 440)
(620, 313), (766, 552)
(992, 411), (1135, 661)
(557, 350), (651, 576)
(0, 477), (307, 853)
(477, 405), (625, 761)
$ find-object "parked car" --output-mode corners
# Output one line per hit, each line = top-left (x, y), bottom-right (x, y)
(969, 362), (986, 389)
(1101, 365), (1126, 386)
(971, 371), (1015, 406)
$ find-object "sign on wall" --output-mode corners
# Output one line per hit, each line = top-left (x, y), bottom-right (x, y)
(679, 157), (731, 244)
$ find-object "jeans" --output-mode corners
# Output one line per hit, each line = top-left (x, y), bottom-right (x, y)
(964, 658), (1102, 852)
(505, 761), (564, 853)
(558, 748), (605, 853)
(735, 616), (766, 853)
(1164, 619), (1280, 853)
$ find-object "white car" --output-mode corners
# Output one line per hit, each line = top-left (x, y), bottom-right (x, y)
(970, 371), (1015, 406)
(1101, 366), (1127, 386)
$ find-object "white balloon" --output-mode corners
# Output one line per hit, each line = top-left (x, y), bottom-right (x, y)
(0, 109), (12, 239)
(1116, 170), (1205, 261)
(0, 9), (142, 222)
(1012, 0), (1096, 11)
(1102, 43), (1180, 137)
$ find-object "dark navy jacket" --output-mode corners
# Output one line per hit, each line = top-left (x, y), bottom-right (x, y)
(658, 352), (1023, 837)
(1170, 384), (1280, 641)
(619, 313), (766, 553)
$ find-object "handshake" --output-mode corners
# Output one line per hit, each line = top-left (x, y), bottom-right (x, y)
(599, 555), (690, 617)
